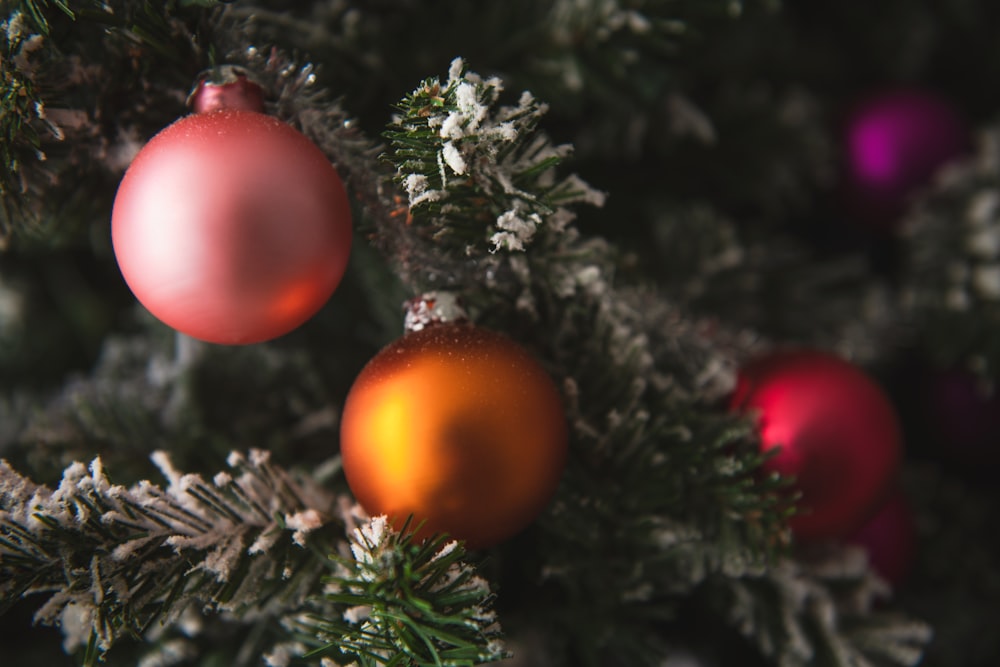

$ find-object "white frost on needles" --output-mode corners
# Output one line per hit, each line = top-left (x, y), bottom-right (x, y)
(286, 508), (324, 547)
(491, 209), (543, 252)
(441, 141), (467, 175)
(393, 57), (605, 254)
(0, 450), (339, 652)
(263, 641), (308, 667)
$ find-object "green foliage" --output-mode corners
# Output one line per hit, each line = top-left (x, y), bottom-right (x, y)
(0, 450), (340, 665)
(17, 0), (74, 33)
(901, 127), (1000, 378)
(383, 58), (602, 260)
(294, 518), (506, 667)
(1, 4), (62, 242)
(0, 2), (981, 666)
(0, 0), (221, 246)
(705, 553), (931, 667)
(520, 290), (794, 666)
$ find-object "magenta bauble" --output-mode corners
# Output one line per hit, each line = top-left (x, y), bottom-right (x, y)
(111, 109), (352, 344)
(730, 349), (903, 542)
(844, 88), (968, 226)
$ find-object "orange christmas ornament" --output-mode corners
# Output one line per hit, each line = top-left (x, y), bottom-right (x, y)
(339, 321), (568, 549)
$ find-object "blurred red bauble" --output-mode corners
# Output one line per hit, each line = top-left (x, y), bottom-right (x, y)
(730, 349), (902, 542)
(844, 88), (968, 226)
(111, 109), (352, 344)
(340, 322), (567, 549)
(847, 489), (915, 589)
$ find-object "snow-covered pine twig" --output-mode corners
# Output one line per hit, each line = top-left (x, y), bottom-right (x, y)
(285, 516), (506, 667)
(383, 57), (605, 262)
(706, 545), (932, 667)
(1, 4), (71, 240)
(899, 126), (1000, 379)
(0, 449), (341, 663)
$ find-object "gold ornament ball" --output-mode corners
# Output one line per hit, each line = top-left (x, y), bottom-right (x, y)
(339, 322), (568, 549)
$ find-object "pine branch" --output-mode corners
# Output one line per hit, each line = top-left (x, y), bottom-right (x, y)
(900, 126), (1000, 378)
(0, 330), (342, 484)
(380, 60), (797, 665)
(1, 5), (65, 243)
(283, 517), (506, 667)
(1, 0), (222, 246)
(383, 57), (605, 268)
(648, 201), (902, 363)
(0, 449), (342, 663)
(705, 547), (932, 667)
(522, 293), (794, 665)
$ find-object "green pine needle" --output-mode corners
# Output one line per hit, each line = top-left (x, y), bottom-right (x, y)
(298, 517), (507, 667)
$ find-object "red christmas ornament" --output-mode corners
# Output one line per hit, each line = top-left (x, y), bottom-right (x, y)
(843, 87), (968, 227)
(339, 322), (568, 549)
(847, 490), (915, 589)
(729, 349), (902, 542)
(112, 90), (352, 344)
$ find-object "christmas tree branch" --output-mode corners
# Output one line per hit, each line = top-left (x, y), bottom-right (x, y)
(287, 517), (506, 667)
(378, 60), (934, 667)
(380, 59), (794, 664)
(0, 331), (340, 483)
(900, 126), (1000, 378)
(707, 548), (932, 667)
(0, 449), (342, 663)
(381, 56), (605, 292)
(1, 0), (219, 245)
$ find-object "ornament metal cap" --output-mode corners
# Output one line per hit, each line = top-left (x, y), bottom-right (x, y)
(403, 291), (468, 333)
(187, 65), (266, 114)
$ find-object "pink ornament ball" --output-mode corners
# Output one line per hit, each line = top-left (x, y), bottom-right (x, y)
(111, 109), (352, 344)
(844, 88), (968, 225)
(730, 349), (903, 542)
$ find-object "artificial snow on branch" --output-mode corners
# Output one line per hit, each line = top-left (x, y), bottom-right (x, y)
(0, 449), (342, 663)
(900, 126), (1000, 378)
(384, 57), (605, 261)
(709, 546), (932, 667)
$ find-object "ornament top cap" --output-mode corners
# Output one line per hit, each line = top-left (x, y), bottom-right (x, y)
(403, 291), (469, 333)
(187, 65), (266, 115)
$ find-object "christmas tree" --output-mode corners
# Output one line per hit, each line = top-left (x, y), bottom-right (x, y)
(2, 1), (999, 666)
